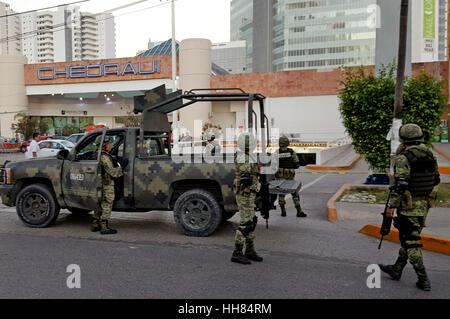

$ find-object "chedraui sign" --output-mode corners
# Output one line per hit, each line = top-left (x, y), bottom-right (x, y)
(423, 0), (435, 39)
(38, 60), (161, 80)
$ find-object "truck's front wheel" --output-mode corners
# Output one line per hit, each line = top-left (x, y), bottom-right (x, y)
(16, 184), (60, 228)
(173, 189), (222, 237)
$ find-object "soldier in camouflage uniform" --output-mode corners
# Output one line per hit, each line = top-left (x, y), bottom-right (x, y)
(91, 136), (125, 235)
(379, 124), (440, 291)
(276, 136), (306, 217)
(231, 132), (263, 264)
(204, 133), (221, 156)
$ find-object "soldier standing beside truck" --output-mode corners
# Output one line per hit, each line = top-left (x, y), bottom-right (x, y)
(91, 136), (127, 235)
(231, 133), (263, 265)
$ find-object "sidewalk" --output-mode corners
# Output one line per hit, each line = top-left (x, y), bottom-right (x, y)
(335, 201), (450, 254)
(306, 144), (360, 170)
(433, 142), (450, 159)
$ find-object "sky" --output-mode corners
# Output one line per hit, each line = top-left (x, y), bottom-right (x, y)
(7, 0), (231, 57)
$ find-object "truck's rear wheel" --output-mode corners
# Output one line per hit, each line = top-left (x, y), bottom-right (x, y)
(173, 189), (222, 237)
(16, 184), (60, 228)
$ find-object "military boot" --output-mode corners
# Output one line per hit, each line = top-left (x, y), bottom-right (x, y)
(100, 220), (117, 235)
(245, 242), (263, 262)
(296, 206), (307, 217)
(378, 264), (402, 280)
(280, 205), (286, 217)
(231, 244), (251, 265)
(91, 217), (101, 232)
(416, 280), (431, 291)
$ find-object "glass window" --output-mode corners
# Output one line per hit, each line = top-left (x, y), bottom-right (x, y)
(76, 134), (101, 161)
(137, 136), (169, 157)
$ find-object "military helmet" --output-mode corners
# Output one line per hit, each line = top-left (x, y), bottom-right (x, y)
(279, 136), (290, 147)
(95, 135), (110, 147)
(237, 132), (256, 152)
(399, 123), (424, 143)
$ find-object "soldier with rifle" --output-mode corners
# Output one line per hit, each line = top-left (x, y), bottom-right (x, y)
(231, 133), (263, 265)
(378, 124), (440, 291)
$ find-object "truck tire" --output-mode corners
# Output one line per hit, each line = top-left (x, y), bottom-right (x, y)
(173, 189), (222, 237)
(67, 207), (91, 216)
(16, 184), (60, 228)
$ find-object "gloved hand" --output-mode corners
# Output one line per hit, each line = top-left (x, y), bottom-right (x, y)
(121, 158), (129, 168)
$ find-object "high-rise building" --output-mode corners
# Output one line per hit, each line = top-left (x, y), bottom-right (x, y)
(22, 5), (115, 63)
(211, 41), (246, 73)
(231, 0), (378, 72)
(230, 0), (254, 72)
(272, 0), (377, 71)
(0, 2), (22, 56)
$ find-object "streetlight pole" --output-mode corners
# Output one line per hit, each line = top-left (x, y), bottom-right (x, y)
(390, 0), (409, 159)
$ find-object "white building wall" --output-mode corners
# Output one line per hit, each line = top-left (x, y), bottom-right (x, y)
(266, 95), (347, 142)
(22, 12), (37, 63)
(97, 13), (116, 59)
(53, 7), (68, 62)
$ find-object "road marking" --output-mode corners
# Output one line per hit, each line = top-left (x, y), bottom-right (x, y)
(300, 174), (328, 191)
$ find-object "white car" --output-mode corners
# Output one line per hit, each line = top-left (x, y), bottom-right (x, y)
(37, 140), (75, 158)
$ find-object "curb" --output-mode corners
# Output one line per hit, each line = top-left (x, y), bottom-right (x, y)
(433, 145), (450, 175)
(326, 183), (352, 221)
(307, 155), (361, 171)
(359, 224), (450, 255)
(433, 145), (450, 161)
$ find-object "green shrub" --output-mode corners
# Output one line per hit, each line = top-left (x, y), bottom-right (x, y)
(339, 65), (445, 171)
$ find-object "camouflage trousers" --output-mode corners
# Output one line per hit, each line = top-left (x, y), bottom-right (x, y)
(94, 184), (115, 221)
(278, 192), (301, 209)
(235, 192), (257, 252)
(393, 213), (429, 281)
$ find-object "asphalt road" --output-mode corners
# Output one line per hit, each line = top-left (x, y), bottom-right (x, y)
(0, 154), (449, 298)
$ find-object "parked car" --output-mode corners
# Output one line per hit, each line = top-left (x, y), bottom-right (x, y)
(66, 133), (84, 145)
(37, 140), (75, 158)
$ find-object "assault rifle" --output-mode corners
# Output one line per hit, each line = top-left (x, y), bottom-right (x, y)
(378, 190), (393, 249)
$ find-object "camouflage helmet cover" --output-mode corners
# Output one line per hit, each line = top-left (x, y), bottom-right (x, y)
(237, 132), (256, 152)
(95, 135), (110, 147)
(399, 123), (424, 143)
(279, 136), (290, 147)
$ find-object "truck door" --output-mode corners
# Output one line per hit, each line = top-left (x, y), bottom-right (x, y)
(62, 131), (105, 210)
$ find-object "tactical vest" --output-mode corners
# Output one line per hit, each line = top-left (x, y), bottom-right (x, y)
(279, 148), (299, 169)
(401, 148), (437, 197)
(100, 152), (118, 180)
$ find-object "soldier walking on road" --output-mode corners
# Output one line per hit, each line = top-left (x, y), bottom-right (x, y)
(231, 133), (263, 264)
(276, 136), (306, 217)
(91, 136), (126, 235)
(379, 124), (440, 291)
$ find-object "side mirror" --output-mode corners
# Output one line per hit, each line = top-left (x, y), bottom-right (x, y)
(56, 149), (69, 160)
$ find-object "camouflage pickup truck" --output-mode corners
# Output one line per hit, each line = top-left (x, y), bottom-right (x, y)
(0, 89), (278, 236)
